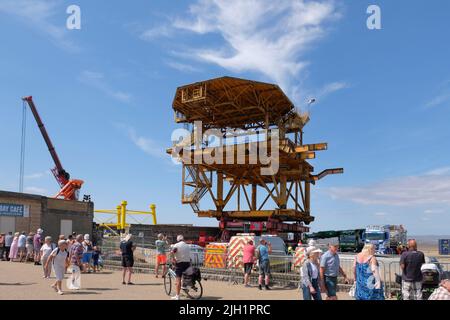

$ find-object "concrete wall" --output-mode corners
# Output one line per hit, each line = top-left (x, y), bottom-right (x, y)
(0, 190), (93, 240)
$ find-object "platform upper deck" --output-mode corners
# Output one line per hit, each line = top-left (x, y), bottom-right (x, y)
(172, 76), (295, 129)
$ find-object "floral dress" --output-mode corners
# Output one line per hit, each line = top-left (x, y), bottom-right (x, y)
(355, 256), (385, 300)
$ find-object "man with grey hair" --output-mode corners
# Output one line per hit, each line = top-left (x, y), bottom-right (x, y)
(170, 235), (191, 300)
(320, 242), (348, 300)
(155, 233), (169, 278)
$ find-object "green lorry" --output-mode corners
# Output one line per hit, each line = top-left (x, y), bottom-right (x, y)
(305, 229), (366, 252)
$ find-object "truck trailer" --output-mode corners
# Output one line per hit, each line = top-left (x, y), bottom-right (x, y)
(365, 225), (407, 254)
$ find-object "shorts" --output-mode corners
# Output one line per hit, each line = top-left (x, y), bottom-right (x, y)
(122, 255), (134, 268)
(324, 276), (338, 297)
(26, 244), (34, 255)
(18, 247), (26, 254)
(34, 245), (41, 253)
(244, 263), (253, 274)
(258, 260), (271, 276)
(175, 262), (191, 278)
(156, 254), (167, 264)
(92, 259), (99, 266)
(82, 252), (92, 263)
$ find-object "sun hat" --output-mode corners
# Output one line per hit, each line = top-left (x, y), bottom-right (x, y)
(177, 235), (184, 242)
(124, 233), (132, 242)
(306, 246), (322, 256)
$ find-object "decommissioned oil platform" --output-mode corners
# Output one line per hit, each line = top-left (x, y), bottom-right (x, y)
(167, 76), (343, 242)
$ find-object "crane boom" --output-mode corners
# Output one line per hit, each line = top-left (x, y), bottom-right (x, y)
(21, 96), (83, 200)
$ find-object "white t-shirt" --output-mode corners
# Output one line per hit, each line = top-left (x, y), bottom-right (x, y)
(40, 243), (54, 259)
(310, 262), (319, 279)
(172, 241), (191, 263)
(51, 248), (68, 268)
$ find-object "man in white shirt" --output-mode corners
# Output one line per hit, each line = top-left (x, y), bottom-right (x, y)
(170, 235), (191, 300)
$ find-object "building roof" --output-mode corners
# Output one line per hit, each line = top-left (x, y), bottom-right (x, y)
(172, 76), (295, 129)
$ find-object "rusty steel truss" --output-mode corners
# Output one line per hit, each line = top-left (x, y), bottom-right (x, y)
(167, 76), (343, 238)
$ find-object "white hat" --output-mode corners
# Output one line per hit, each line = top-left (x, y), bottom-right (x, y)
(37, 228), (43, 234)
(84, 234), (90, 240)
(124, 233), (132, 242)
(306, 246), (322, 256)
(177, 235), (184, 242)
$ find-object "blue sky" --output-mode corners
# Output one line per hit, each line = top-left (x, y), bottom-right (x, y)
(1, 0), (449, 235)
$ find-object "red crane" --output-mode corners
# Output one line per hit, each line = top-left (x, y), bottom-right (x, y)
(22, 96), (84, 200)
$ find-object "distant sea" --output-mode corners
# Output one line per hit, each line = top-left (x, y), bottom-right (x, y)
(410, 235), (450, 246)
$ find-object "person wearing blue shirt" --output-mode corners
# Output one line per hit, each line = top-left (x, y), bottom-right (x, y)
(320, 243), (348, 300)
(256, 239), (272, 290)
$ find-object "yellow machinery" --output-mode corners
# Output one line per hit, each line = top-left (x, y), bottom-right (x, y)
(95, 201), (157, 233)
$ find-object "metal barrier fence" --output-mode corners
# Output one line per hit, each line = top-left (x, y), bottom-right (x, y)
(99, 238), (450, 295)
(385, 260), (450, 295)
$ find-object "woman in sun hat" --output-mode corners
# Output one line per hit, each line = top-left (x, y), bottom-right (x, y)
(300, 246), (323, 300)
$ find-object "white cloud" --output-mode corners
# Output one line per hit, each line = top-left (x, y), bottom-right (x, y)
(295, 80), (349, 109)
(425, 80), (450, 108)
(424, 209), (445, 214)
(25, 186), (47, 195)
(426, 167), (450, 176)
(317, 81), (349, 98)
(142, 0), (341, 99)
(115, 124), (166, 159)
(140, 25), (173, 40)
(426, 92), (450, 108)
(78, 71), (132, 103)
(374, 212), (387, 216)
(24, 171), (50, 179)
(327, 168), (450, 206)
(165, 61), (202, 73)
(0, 0), (78, 51)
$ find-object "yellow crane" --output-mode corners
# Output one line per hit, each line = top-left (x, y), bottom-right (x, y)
(95, 201), (157, 233)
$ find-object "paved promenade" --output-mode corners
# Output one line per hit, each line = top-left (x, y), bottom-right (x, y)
(0, 261), (351, 300)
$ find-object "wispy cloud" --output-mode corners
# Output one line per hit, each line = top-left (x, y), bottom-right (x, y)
(141, 0), (341, 100)
(425, 80), (450, 108)
(24, 171), (50, 179)
(78, 71), (132, 103)
(316, 81), (349, 99)
(327, 168), (450, 206)
(0, 0), (79, 51)
(140, 25), (173, 40)
(165, 60), (202, 73)
(25, 186), (47, 195)
(115, 124), (166, 159)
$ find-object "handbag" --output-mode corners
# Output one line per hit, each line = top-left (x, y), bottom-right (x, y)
(349, 283), (356, 298)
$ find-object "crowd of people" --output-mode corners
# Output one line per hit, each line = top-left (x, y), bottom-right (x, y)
(0, 229), (102, 295)
(1, 231), (449, 300)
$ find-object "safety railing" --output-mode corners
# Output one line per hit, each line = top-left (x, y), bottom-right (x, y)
(385, 260), (450, 297)
(99, 238), (450, 294)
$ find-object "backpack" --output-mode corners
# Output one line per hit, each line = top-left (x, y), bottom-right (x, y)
(183, 266), (202, 286)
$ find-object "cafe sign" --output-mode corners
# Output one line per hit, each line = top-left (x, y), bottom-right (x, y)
(0, 203), (29, 217)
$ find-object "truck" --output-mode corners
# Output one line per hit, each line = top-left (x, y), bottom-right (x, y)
(304, 229), (366, 252)
(365, 225), (407, 254)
